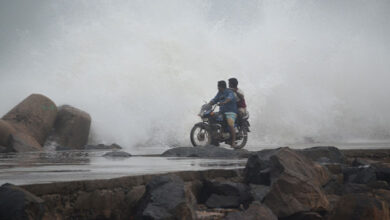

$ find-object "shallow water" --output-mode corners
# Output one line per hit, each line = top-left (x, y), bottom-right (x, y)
(0, 150), (246, 185)
(1, 142), (389, 186)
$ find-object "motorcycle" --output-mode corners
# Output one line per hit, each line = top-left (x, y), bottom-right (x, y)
(190, 103), (250, 149)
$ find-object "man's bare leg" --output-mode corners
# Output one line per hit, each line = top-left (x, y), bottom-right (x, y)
(227, 118), (236, 148)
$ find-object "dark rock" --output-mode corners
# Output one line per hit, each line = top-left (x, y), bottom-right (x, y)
(250, 184), (270, 202)
(49, 105), (91, 149)
(0, 183), (46, 220)
(342, 183), (371, 194)
(127, 185), (146, 210)
(324, 164), (343, 175)
(374, 189), (390, 207)
(342, 166), (376, 184)
(162, 146), (251, 158)
(326, 194), (341, 211)
(224, 202), (277, 220)
(323, 179), (344, 195)
(298, 146), (345, 164)
(316, 157), (332, 164)
(136, 175), (196, 220)
(368, 180), (390, 190)
(373, 163), (390, 183)
(281, 212), (323, 220)
(186, 180), (203, 203)
(352, 158), (373, 167)
(85, 143), (122, 150)
(205, 194), (240, 208)
(2, 94), (57, 146)
(201, 180), (251, 208)
(244, 149), (274, 185)
(103, 151), (131, 158)
(245, 147), (330, 218)
(74, 189), (126, 219)
(245, 160), (271, 185)
(328, 193), (389, 220)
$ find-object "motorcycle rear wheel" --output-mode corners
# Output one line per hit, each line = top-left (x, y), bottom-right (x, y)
(234, 129), (248, 149)
(190, 124), (212, 147)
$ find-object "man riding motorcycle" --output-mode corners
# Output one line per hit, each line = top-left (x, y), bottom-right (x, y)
(208, 80), (238, 148)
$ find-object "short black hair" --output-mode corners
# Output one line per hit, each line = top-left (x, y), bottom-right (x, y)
(228, 78), (238, 88)
(218, 80), (227, 89)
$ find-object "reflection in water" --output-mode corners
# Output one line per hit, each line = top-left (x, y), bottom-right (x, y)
(0, 150), (246, 185)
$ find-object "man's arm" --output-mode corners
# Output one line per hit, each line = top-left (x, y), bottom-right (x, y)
(219, 98), (231, 105)
(209, 92), (220, 105)
(220, 90), (234, 105)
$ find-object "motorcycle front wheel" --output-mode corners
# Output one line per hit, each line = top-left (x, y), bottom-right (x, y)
(190, 124), (212, 147)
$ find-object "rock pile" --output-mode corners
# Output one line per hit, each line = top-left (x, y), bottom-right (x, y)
(1, 146), (389, 219)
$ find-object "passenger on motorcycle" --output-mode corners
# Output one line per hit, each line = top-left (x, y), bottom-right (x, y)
(228, 78), (248, 120)
(208, 80), (238, 148)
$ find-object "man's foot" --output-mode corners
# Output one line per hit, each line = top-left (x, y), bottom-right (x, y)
(230, 142), (238, 149)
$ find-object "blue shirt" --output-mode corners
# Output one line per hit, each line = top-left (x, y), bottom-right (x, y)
(211, 89), (237, 113)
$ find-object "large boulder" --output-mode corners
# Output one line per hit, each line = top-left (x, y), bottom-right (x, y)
(328, 193), (390, 220)
(223, 202), (277, 220)
(245, 147), (330, 218)
(136, 175), (196, 220)
(298, 146), (345, 164)
(0, 120), (14, 147)
(0, 183), (46, 220)
(49, 105), (91, 149)
(201, 180), (251, 209)
(2, 94), (57, 147)
(162, 146), (251, 158)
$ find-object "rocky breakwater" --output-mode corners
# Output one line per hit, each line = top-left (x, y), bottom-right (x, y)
(1, 145), (389, 219)
(0, 94), (92, 152)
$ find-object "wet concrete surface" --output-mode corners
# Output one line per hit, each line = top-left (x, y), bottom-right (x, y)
(0, 150), (247, 185)
(1, 142), (389, 186)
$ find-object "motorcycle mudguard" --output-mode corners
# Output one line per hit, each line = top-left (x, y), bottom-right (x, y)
(243, 121), (250, 132)
(194, 122), (209, 130)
